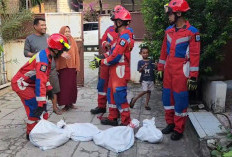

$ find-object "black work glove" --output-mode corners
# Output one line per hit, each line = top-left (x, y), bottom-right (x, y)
(33, 104), (47, 118)
(187, 77), (197, 91)
(46, 90), (54, 100)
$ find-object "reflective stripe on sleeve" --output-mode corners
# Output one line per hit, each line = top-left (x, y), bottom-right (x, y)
(190, 67), (199, 71)
(107, 33), (113, 41)
(36, 97), (46, 101)
(167, 34), (172, 43)
(159, 59), (166, 65)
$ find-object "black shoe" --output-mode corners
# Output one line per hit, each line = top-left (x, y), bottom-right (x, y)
(101, 118), (118, 126)
(26, 134), (29, 141)
(90, 107), (106, 114)
(162, 124), (175, 134)
(171, 131), (183, 141)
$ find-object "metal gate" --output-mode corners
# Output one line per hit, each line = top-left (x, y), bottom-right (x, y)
(0, 48), (7, 85)
(45, 12), (84, 86)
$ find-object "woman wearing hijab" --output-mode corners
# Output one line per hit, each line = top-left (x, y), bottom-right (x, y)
(56, 26), (80, 111)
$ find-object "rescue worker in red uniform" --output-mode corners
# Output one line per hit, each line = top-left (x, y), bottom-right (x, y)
(90, 24), (118, 115)
(90, 8), (134, 126)
(157, 0), (200, 140)
(90, 5), (134, 116)
(11, 34), (70, 140)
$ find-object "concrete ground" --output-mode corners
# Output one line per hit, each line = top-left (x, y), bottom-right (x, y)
(0, 53), (202, 157)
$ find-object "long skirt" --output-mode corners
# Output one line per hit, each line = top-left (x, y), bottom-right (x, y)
(57, 68), (77, 106)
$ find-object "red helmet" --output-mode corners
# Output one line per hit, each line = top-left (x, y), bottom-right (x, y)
(114, 8), (131, 21)
(168, 0), (190, 13)
(113, 5), (125, 12)
(111, 5), (126, 21)
(47, 33), (69, 51)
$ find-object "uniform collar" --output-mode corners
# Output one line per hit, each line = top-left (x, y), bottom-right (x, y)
(169, 21), (191, 32)
(119, 28), (130, 36)
(45, 48), (52, 63)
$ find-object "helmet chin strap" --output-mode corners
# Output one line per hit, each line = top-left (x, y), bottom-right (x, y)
(114, 20), (123, 33)
(50, 48), (63, 58)
(169, 12), (180, 25)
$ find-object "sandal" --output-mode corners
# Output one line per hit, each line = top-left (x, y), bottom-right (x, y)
(53, 108), (62, 115)
(129, 98), (134, 109)
(145, 106), (151, 110)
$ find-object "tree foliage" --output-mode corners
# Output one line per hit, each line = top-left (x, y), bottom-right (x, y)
(0, 1), (33, 43)
(19, 0), (44, 9)
(141, 0), (232, 76)
(83, 3), (99, 22)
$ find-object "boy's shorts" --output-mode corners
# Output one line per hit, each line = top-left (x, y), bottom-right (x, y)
(141, 81), (154, 91)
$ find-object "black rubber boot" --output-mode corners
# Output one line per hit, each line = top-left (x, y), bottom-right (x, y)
(26, 134), (29, 141)
(171, 131), (183, 141)
(101, 118), (118, 126)
(162, 124), (175, 134)
(90, 107), (106, 114)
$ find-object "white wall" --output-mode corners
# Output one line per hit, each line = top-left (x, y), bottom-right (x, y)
(202, 81), (227, 113)
(99, 15), (114, 39)
(4, 40), (29, 81)
(57, 0), (71, 13)
(99, 15), (141, 83)
(45, 12), (83, 39)
(5, 13), (84, 81)
(130, 41), (142, 83)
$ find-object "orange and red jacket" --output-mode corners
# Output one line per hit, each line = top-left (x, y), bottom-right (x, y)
(11, 49), (52, 107)
(101, 26), (134, 56)
(158, 21), (200, 78)
(101, 28), (134, 67)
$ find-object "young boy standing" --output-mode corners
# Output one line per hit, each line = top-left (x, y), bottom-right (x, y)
(130, 46), (155, 110)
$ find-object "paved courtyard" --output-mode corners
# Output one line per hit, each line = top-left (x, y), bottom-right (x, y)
(0, 54), (202, 157)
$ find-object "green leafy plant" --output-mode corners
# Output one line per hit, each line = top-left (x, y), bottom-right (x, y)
(223, 151), (232, 157)
(0, 45), (3, 56)
(141, 0), (232, 76)
(0, 1), (33, 43)
(211, 129), (232, 157)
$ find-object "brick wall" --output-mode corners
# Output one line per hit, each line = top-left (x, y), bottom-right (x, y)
(102, 0), (121, 10)
(44, 0), (57, 12)
(57, 0), (71, 13)
(83, 0), (99, 10)
(30, 0), (57, 13)
(30, 3), (45, 13)
(121, 0), (143, 11)
(5, 0), (19, 14)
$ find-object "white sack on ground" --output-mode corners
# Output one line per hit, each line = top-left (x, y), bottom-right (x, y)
(29, 118), (71, 150)
(66, 123), (101, 141)
(93, 119), (140, 153)
(135, 117), (163, 143)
